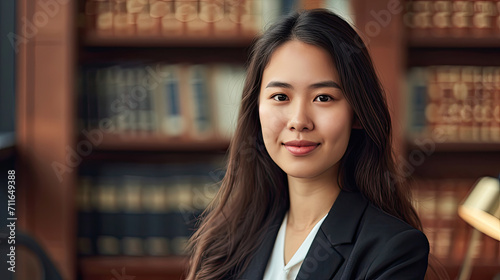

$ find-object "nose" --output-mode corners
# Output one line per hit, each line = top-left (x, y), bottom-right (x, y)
(287, 102), (314, 132)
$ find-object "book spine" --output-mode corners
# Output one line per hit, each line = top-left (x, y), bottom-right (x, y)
(166, 175), (194, 256)
(161, 0), (183, 36)
(96, 0), (113, 36)
(119, 176), (145, 256)
(450, 180), (471, 263)
(135, 66), (155, 133)
(432, 1), (453, 36)
(77, 176), (96, 256)
(472, 67), (483, 141)
(95, 177), (121, 256)
(408, 1), (434, 36)
(175, 0), (198, 35)
(407, 67), (429, 137)
(113, 0), (132, 36)
(437, 66), (457, 141)
(497, 1), (500, 35)
(434, 180), (458, 259)
(166, 65), (185, 136)
(188, 64), (214, 139)
(96, 67), (108, 130)
(212, 64), (245, 139)
(472, 0), (497, 35)
(213, 0), (238, 36)
(481, 67), (495, 142)
(457, 66), (474, 142)
(426, 66), (441, 139)
(416, 179), (438, 256)
(451, 0), (474, 36)
(143, 178), (170, 256)
(493, 67), (500, 142)
(137, 1), (158, 36)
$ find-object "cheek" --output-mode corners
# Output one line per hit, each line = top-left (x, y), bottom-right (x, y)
(317, 109), (353, 139)
(259, 104), (286, 143)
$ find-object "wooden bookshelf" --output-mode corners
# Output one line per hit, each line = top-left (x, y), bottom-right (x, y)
(354, 0), (500, 279)
(408, 35), (500, 48)
(406, 139), (500, 152)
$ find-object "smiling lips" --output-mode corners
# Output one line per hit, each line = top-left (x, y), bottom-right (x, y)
(283, 140), (320, 156)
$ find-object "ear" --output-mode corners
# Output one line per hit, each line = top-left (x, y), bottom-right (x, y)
(352, 115), (362, 129)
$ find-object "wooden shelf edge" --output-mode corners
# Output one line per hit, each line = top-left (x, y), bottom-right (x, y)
(405, 137), (500, 152)
(79, 256), (188, 275)
(408, 33), (500, 48)
(79, 131), (231, 152)
(83, 33), (258, 48)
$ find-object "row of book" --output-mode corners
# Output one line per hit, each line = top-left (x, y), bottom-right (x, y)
(83, 0), (285, 37)
(412, 178), (500, 263)
(78, 63), (245, 140)
(404, 1), (500, 36)
(406, 66), (500, 142)
(77, 161), (225, 256)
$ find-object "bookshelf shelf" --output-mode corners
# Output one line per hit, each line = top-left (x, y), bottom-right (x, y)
(407, 48), (500, 67)
(406, 139), (500, 153)
(83, 33), (258, 48)
(83, 132), (231, 152)
(408, 34), (500, 48)
(79, 256), (188, 280)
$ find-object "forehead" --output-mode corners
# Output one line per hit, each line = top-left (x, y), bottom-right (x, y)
(261, 40), (339, 85)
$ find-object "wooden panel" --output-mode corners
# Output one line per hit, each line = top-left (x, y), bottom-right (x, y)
(301, 0), (325, 10)
(32, 0), (73, 43)
(351, 0), (406, 155)
(16, 0), (76, 279)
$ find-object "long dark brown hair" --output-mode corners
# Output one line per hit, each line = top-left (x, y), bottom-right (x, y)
(187, 9), (444, 280)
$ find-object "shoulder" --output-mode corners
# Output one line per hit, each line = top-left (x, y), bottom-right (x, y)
(358, 202), (428, 248)
(356, 203), (429, 278)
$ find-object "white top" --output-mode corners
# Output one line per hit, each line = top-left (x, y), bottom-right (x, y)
(263, 212), (328, 280)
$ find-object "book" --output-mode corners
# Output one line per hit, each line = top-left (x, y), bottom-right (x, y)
(405, 0), (500, 37)
(80, 62), (249, 141)
(119, 176), (145, 256)
(407, 67), (428, 137)
(451, 1), (473, 36)
(432, 1), (453, 36)
(142, 177), (170, 256)
(493, 68), (500, 142)
(77, 176), (96, 256)
(434, 180), (458, 259)
(155, 64), (185, 136)
(212, 64), (245, 139)
(407, 65), (500, 143)
(94, 176), (121, 256)
(186, 64), (215, 139)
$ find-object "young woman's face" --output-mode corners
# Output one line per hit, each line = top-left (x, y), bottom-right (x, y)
(258, 40), (355, 180)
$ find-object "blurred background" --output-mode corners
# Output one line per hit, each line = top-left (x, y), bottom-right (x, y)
(0, 0), (499, 279)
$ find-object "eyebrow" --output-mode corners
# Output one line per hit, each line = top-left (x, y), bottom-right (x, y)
(265, 80), (342, 90)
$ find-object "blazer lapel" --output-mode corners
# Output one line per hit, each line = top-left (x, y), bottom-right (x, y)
(296, 191), (369, 280)
(238, 209), (286, 280)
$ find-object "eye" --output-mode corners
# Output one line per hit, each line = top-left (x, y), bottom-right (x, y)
(314, 95), (334, 102)
(271, 94), (288, 102)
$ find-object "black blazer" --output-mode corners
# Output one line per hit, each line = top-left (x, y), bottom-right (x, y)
(238, 190), (429, 280)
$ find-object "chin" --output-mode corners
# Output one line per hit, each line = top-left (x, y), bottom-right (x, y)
(282, 167), (322, 179)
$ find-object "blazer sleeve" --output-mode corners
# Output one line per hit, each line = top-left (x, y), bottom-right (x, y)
(365, 228), (430, 280)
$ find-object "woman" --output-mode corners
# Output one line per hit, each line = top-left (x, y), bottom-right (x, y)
(187, 9), (434, 280)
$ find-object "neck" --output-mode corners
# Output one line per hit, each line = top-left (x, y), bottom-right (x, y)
(286, 169), (340, 231)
